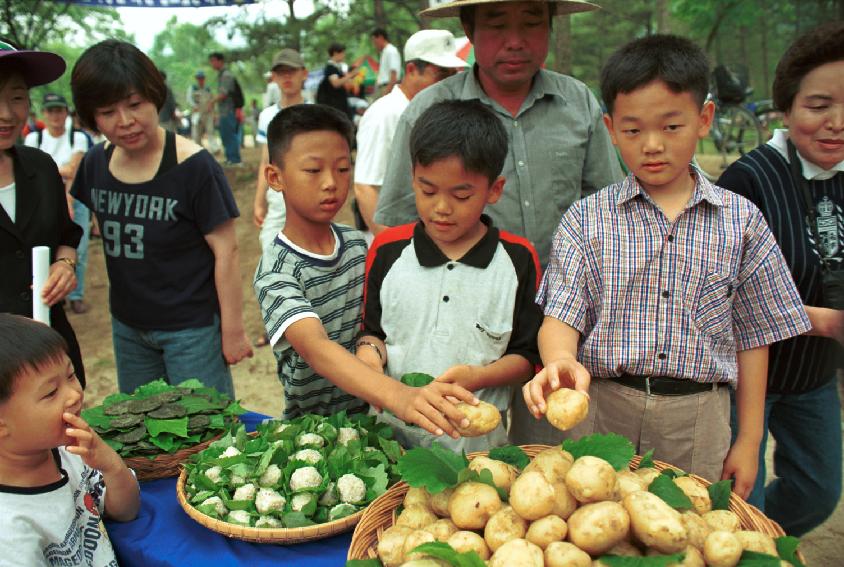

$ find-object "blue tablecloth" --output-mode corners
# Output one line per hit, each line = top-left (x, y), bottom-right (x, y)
(105, 412), (352, 567)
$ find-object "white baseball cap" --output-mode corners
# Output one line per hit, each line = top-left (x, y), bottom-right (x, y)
(404, 29), (468, 69)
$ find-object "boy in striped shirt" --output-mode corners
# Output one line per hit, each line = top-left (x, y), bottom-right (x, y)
(523, 35), (810, 494)
(253, 104), (477, 434)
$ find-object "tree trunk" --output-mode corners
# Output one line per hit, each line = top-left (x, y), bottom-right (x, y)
(418, 0), (429, 29)
(552, 15), (572, 75)
(656, 0), (670, 33)
(758, 0), (770, 98)
(374, 0), (387, 29)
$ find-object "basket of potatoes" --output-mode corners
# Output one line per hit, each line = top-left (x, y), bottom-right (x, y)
(346, 436), (805, 567)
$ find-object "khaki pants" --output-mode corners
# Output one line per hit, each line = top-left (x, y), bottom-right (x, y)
(510, 379), (732, 482)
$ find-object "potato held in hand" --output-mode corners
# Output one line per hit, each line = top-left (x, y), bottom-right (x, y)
(545, 388), (588, 431)
(454, 401), (500, 437)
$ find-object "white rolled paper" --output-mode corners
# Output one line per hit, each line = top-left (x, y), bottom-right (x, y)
(32, 246), (51, 325)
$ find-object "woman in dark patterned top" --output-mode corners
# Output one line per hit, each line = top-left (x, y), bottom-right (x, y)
(717, 22), (844, 536)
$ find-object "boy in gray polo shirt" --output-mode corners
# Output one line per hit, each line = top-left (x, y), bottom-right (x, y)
(358, 101), (543, 452)
(253, 105), (478, 434)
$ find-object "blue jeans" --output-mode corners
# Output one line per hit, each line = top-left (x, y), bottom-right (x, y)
(218, 110), (241, 164)
(68, 198), (90, 301)
(112, 315), (234, 398)
(730, 378), (842, 536)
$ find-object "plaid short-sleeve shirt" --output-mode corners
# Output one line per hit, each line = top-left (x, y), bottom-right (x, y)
(538, 169), (811, 384)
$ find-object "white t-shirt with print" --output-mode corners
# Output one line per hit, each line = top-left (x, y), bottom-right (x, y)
(0, 447), (120, 567)
(24, 129), (89, 175)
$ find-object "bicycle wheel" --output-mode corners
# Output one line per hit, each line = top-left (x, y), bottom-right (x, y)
(718, 104), (764, 163)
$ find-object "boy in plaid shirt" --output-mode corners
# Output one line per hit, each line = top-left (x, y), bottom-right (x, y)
(522, 35), (810, 495)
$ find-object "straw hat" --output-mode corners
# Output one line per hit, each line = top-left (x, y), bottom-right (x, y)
(421, 0), (599, 19)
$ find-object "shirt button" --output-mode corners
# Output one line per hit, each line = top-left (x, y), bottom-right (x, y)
(443, 295), (450, 302)
(661, 291), (669, 298)
(447, 264), (455, 271)
(524, 200), (530, 207)
(667, 235), (674, 242)
(513, 120), (519, 127)
(518, 160), (524, 167)
(658, 353), (667, 360)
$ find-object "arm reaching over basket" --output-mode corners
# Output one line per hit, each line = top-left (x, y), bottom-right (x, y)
(0, 314), (139, 564)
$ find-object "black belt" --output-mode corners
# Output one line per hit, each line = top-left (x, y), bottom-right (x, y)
(609, 374), (729, 396)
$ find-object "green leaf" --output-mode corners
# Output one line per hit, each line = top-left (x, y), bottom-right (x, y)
(562, 433), (635, 471)
(378, 437), (402, 463)
(487, 445), (530, 469)
(475, 467), (508, 501)
(345, 560), (383, 567)
(133, 379), (171, 397)
(638, 449), (655, 470)
(101, 392), (133, 407)
(659, 468), (686, 479)
(145, 416), (189, 438)
(148, 433), (179, 452)
(175, 378), (205, 390)
(736, 551), (784, 566)
(400, 372), (435, 387)
(103, 438), (123, 452)
(408, 542), (486, 567)
(398, 442), (469, 494)
(223, 400), (247, 417)
(597, 553), (685, 566)
(359, 464), (389, 501)
(775, 536), (805, 567)
(648, 474), (693, 510)
(283, 511), (316, 528)
(708, 479), (733, 511)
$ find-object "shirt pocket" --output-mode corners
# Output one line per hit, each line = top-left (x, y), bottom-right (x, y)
(685, 269), (735, 340)
(471, 317), (513, 366)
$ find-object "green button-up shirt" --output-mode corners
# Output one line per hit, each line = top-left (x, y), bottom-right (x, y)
(374, 66), (624, 265)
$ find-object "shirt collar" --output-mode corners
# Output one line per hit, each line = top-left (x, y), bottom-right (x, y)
(458, 66), (560, 116)
(768, 128), (844, 181)
(615, 166), (724, 208)
(413, 215), (499, 268)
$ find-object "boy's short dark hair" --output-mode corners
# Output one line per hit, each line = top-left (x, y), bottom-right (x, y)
(371, 28), (389, 40)
(209, 52), (225, 62)
(71, 39), (167, 132)
(600, 34), (709, 115)
(410, 100), (507, 184)
(0, 314), (68, 403)
(266, 104), (354, 167)
(328, 42), (345, 56)
(772, 22), (844, 113)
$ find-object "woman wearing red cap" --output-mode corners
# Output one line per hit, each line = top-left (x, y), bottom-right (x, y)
(0, 39), (86, 386)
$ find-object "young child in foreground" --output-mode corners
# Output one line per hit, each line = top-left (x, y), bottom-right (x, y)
(523, 35), (810, 496)
(253, 104), (477, 437)
(357, 100), (543, 451)
(0, 314), (139, 566)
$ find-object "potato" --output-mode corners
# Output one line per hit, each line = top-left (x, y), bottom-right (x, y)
(448, 530), (490, 560)
(567, 501), (630, 555)
(702, 509), (741, 533)
(606, 540), (642, 556)
(448, 481), (502, 529)
(680, 510), (712, 550)
(616, 470), (647, 499)
(673, 476), (712, 515)
(623, 490), (688, 554)
(510, 470), (556, 520)
(703, 530), (742, 567)
(545, 388), (589, 431)
(377, 525), (414, 567)
(550, 481), (578, 519)
(396, 504), (438, 530)
(430, 488), (453, 517)
(489, 538), (544, 567)
(565, 455), (619, 503)
(634, 467), (661, 487)
(402, 529), (436, 562)
(403, 487), (432, 510)
(544, 541), (592, 567)
(469, 456), (518, 493)
(525, 514), (567, 549)
(454, 401), (500, 437)
(485, 505), (528, 552)
(734, 530), (777, 556)
(524, 447), (574, 484)
(423, 518), (458, 542)
(649, 545), (705, 567)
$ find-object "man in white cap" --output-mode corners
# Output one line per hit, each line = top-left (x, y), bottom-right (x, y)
(374, 0), (625, 445)
(354, 29), (468, 242)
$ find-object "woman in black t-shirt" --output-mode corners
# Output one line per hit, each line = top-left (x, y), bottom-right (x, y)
(316, 43), (358, 119)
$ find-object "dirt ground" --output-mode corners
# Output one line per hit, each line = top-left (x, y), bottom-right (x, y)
(73, 145), (842, 563)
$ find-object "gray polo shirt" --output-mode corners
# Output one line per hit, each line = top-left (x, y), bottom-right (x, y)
(374, 66), (624, 265)
(216, 67), (235, 115)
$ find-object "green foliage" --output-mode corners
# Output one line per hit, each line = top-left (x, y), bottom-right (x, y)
(562, 433), (635, 471)
(487, 445), (530, 469)
(775, 536), (805, 567)
(597, 554), (685, 567)
(400, 372), (435, 387)
(648, 473), (693, 511)
(407, 542), (486, 567)
(397, 442), (469, 494)
(708, 479), (733, 511)
(638, 449), (655, 470)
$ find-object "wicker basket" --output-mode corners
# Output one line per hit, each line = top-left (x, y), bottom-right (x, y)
(176, 468), (364, 543)
(123, 432), (225, 481)
(348, 444), (794, 562)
